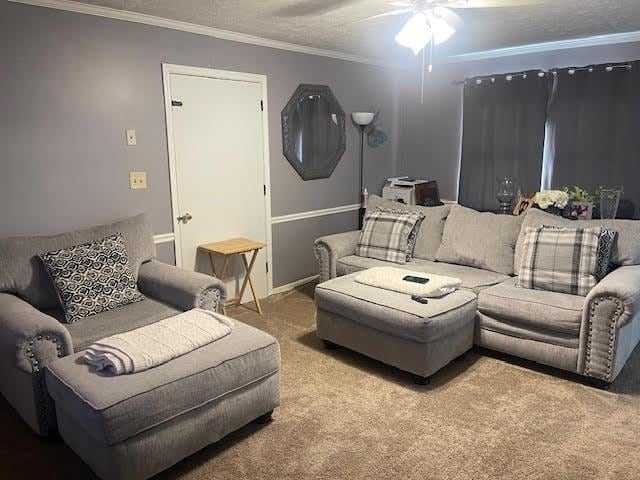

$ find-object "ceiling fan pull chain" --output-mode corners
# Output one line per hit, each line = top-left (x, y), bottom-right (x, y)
(421, 47), (425, 104)
(429, 31), (434, 73)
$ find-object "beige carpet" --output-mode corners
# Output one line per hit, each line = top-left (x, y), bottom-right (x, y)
(2, 283), (640, 480)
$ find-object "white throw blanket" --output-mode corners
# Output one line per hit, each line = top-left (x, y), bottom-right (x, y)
(355, 267), (462, 297)
(82, 308), (234, 375)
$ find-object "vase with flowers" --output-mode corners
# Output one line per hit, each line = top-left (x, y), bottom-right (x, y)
(533, 190), (569, 216)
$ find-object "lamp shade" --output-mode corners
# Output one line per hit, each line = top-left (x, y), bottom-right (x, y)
(351, 112), (375, 126)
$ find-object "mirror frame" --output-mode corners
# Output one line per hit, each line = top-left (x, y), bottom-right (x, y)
(281, 84), (346, 180)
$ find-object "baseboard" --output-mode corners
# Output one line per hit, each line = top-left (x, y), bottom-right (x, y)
(271, 275), (318, 295)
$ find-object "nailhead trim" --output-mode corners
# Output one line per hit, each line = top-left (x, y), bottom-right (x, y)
(23, 333), (68, 436)
(198, 287), (223, 313)
(584, 296), (623, 381)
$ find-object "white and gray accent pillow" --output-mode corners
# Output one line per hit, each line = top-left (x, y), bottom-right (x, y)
(517, 226), (602, 296)
(357, 208), (424, 264)
(595, 228), (617, 281)
(39, 233), (145, 323)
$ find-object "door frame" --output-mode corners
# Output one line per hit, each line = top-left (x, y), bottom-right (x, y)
(162, 63), (274, 295)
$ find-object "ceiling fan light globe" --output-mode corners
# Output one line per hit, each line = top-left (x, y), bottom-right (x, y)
(395, 13), (432, 55)
(426, 11), (456, 45)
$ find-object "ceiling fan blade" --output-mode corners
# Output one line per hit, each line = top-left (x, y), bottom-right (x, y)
(446, 0), (547, 7)
(341, 8), (413, 26)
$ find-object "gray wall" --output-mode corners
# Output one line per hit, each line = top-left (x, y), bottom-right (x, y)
(397, 41), (640, 202)
(272, 211), (358, 287)
(0, 1), (398, 287)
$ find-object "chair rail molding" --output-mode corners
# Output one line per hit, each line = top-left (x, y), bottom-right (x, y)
(271, 204), (360, 225)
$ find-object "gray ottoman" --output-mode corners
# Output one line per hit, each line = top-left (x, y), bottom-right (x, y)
(45, 320), (280, 480)
(315, 272), (477, 383)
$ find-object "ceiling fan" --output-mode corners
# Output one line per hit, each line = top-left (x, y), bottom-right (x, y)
(347, 0), (545, 57)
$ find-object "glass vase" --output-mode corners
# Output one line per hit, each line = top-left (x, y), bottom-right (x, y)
(496, 177), (518, 214)
(599, 189), (621, 219)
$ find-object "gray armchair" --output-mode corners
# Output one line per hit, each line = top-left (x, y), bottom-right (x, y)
(0, 214), (226, 436)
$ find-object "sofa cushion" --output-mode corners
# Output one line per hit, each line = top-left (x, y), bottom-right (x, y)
(47, 298), (182, 352)
(316, 272), (477, 343)
(366, 195), (451, 261)
(517, 226), (601, 297)
(45, 320), (279, 446)
(39, 233), (145, 323)
(0, 214), (155, 311)
(478, 277), (584, 335)
(436, 205), (524, 275)
(477, 312), (579, 349)
(514, 208), (640, 272)
(336, 256), (508, 293)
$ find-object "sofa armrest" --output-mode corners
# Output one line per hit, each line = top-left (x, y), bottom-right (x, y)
(0, 293), (73, 374)
(314, 230), (361, 283)
(0, 293), (73, 436)
(137, 260), (227, 313)
(578, 265), (640, 382)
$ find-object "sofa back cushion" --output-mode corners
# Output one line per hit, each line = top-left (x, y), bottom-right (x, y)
(0, 214), (155, 310)
(435, 205), (524, 275)
(366, 195), (451, 261)
(514, 208), (640, 272)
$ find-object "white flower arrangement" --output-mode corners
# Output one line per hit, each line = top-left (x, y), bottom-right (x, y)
(533, 190), (569, 210)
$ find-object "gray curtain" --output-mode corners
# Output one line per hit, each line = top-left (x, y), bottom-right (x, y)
(544, 62), (640, 218)
(458, 71), (550, 211)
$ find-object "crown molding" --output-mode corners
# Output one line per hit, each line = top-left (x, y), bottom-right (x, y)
(9, 0), (394, 68)
(443, 31), (640, 64)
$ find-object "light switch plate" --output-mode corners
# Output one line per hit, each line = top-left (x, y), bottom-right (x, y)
(130, 171), (147, 189)
(126, 129), (137, 146)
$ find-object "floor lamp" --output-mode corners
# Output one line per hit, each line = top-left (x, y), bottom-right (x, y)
(352, 112), (375, 229)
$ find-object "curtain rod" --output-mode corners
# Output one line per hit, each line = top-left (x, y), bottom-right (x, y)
(451, 62), (633, 86)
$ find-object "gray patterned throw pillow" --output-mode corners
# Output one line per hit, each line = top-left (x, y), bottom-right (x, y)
(39, 233), (144, 323)
(517, 226), (601, 296)
(357, 208), (424, 264)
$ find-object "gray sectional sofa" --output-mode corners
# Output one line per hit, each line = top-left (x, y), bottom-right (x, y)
(315, 195), (640, 384)
(0, 214), (281, 480)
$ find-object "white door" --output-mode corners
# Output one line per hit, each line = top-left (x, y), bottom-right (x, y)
(166, 69), (268, 304)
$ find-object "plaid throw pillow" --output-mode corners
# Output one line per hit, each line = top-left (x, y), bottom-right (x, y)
(357, 208), (424, 264)
(517, 226), (602, 296)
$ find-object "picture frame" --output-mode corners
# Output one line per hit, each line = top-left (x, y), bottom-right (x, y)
(568, 201), (593, 220)
(513, 195), (534, 216)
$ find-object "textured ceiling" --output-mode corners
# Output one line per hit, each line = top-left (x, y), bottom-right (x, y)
(71, 1), (640, 62)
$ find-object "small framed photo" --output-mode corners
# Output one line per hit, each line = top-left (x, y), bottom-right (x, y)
(513, 195), (534, 216)
(569, 201), (593, 220)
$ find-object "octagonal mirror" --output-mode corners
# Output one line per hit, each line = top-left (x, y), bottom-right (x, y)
(281, 84), (346, 180)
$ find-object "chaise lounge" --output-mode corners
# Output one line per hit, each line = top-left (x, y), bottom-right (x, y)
(0, 214), (280, 479)
(315, 195), (640, 385)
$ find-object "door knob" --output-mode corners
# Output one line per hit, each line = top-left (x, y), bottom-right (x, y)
(177, 213), (193, 224)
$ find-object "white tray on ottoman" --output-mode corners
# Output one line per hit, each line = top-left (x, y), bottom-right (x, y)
(45, 320), (280, 480)
(315, 272), (477, 384)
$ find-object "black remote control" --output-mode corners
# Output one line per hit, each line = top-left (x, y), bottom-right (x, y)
(411, 295), (429, 304)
